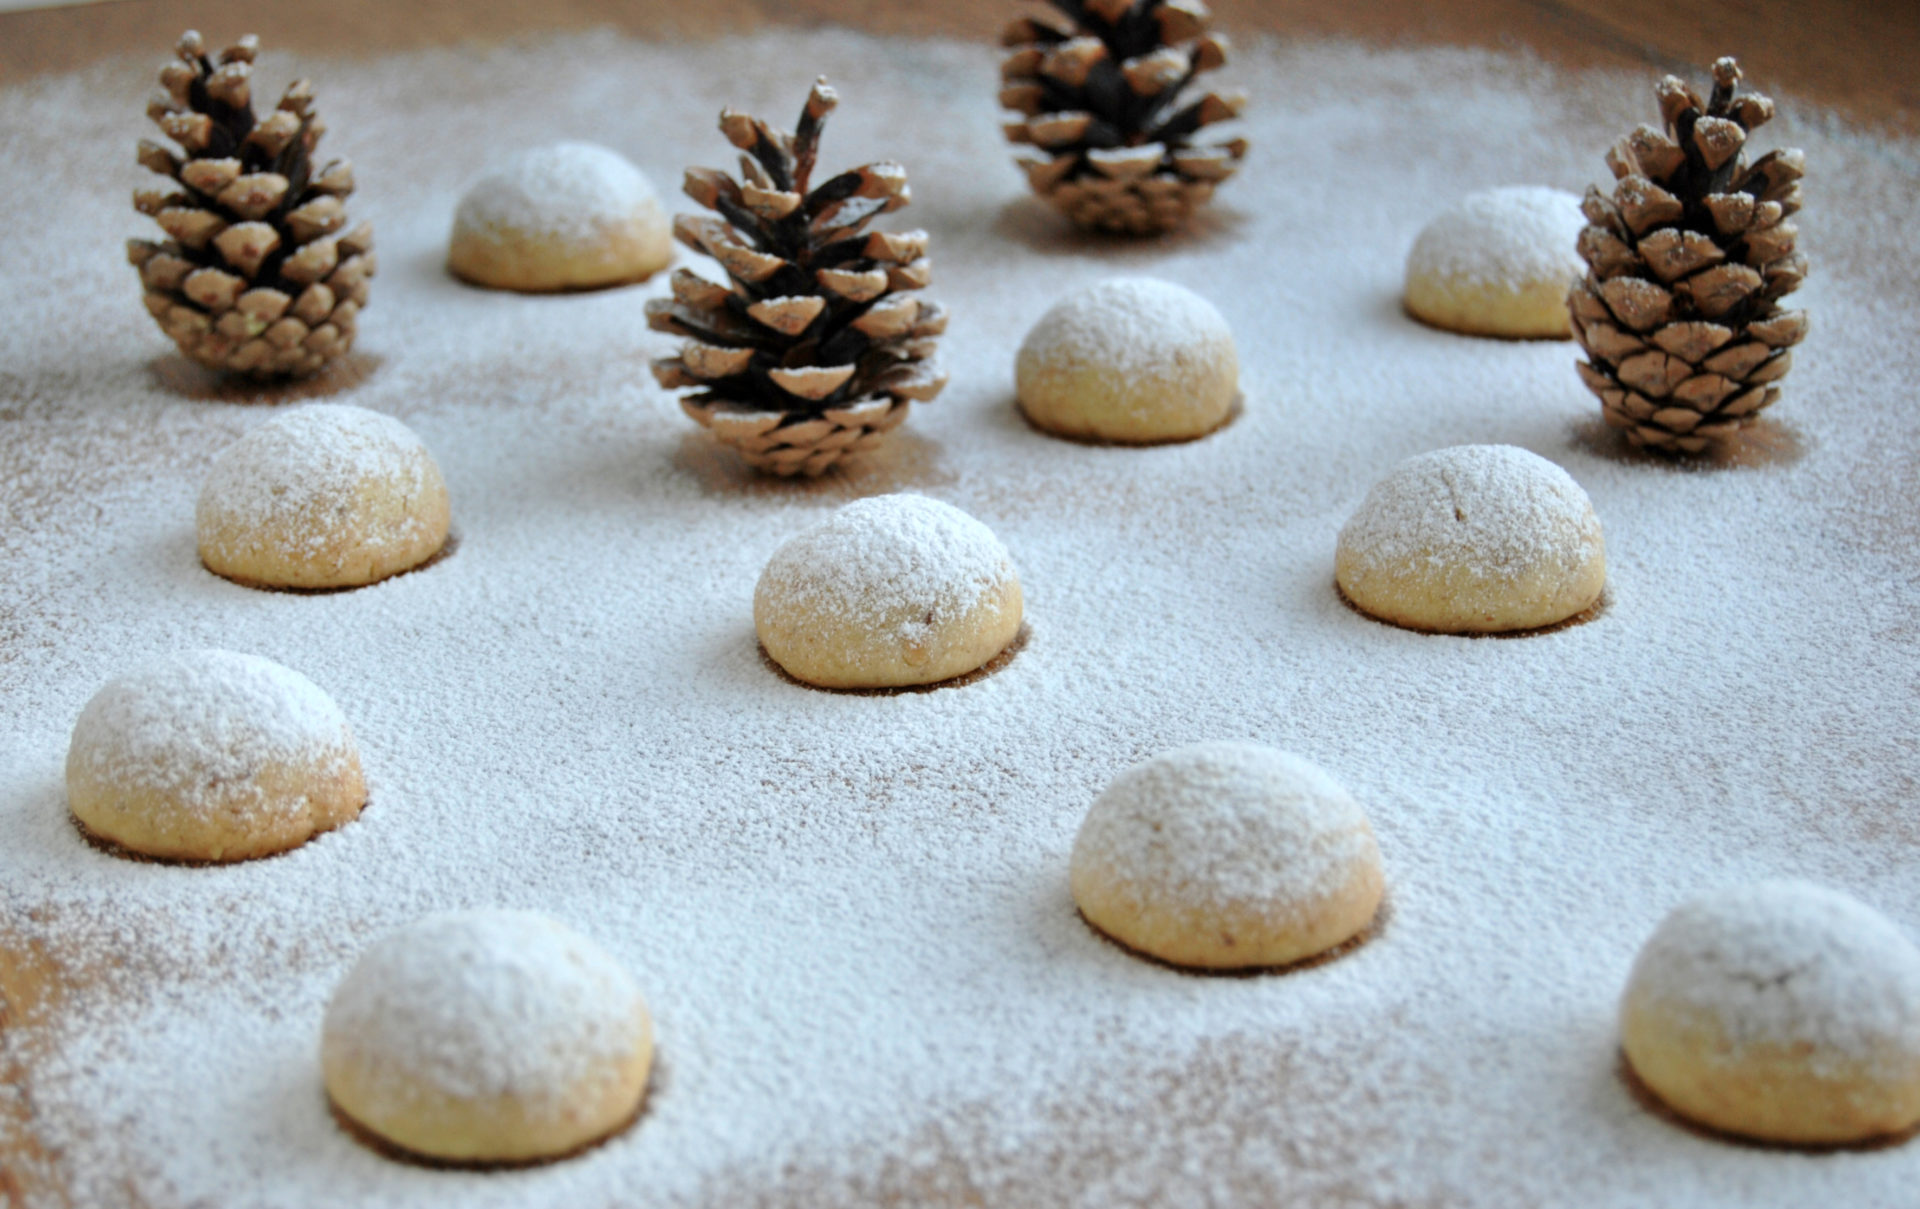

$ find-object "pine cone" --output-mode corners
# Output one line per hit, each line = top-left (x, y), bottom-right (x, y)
(648, 79), (948, 477)
(999, 0), (1248, 237)
(1570, 57), (1807, 454)
(128, 30), (374, 380)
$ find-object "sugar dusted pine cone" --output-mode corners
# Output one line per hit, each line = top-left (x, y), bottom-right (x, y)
(128, 31), (374, 379)
(648, 79), (947, 477)
(999, 0), (1248, 237)
(1570, 57), (1807, 454)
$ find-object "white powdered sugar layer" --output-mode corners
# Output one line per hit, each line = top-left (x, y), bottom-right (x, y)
(65, 649), (355, 816)
(1625, 881), (1920, 1067)
(196, 402), (438, 557)
(452, 141), (660, 242)
(1337, 443), (1599, 581)
(1016, 276), (1234, 381)
(3, 27), (1920, 1209)
(322, 910), (647, 1108)
(1405, 185), (1586, 291)
(1071, 742), (1377, 919)
(755, 493), (1014, 644)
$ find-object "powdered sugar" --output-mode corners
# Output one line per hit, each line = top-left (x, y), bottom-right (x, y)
(754, 493), (1014, 646)
(196, 402), (441, 560)
(1625, 881), (1920, 1068)
(1336, 443), (1600, 581)
(451, 141), (662, 244)
(322, 910), (648, 1110)
(1016, 276), (1234, 383)
(0, 27), (1918, 1209)
(65, 649), (355, 818)
(1071, 742), (1378, 920)
(1404, 184), (1586, 292)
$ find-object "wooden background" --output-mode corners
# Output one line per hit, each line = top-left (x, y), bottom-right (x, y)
(1, 0), (1915, 133)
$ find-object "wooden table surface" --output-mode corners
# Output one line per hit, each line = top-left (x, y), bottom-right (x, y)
(0, 3), (1914, 1208)
(1, 0), (1916, 134)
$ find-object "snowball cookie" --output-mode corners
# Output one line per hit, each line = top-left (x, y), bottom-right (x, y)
(447, 142), (672, 292)
(1621, 881), (1920, 1146)
(323, 910), (655, 1164)
(65, 649), (366, 862)
(1403, 186), (1586, 338)
(754, 494), (1023, 690)
(1070, 742), (1385, 971)
(1015, 277), (1239, 443)
(1335, 444), (1605, 634)
(198, 403), (451, 590)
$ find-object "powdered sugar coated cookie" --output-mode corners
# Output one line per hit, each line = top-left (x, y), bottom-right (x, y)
(1335, 444), (1604, 633)
(197, 403), (450, 590)
(1404, 186), (1586, 338)
(754, 494), (1022, 689)
(65, 649), (365, 862)
(448, 142), (672, 292)
(1070, 742), (1384, 970)
(1016, 277), (1238, 443)
(1621, 881), (1920, 1145)
(322, 910), (655, 1164)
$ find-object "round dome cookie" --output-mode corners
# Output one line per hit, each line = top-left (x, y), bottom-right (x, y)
(197, 403), (451, 591)
(447, 142), (672, 293)
(1335, 444), (1605, 634)
(323, 910), (655, 1165)
(65, 650), (366, 862)
(1403, 186), (1586, 338)
(1015, 277), (1239, 444)
(754, 494), (1023, 690)
(1621, 881), (1920, 1146)
(1069, 742), (1385, 971)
